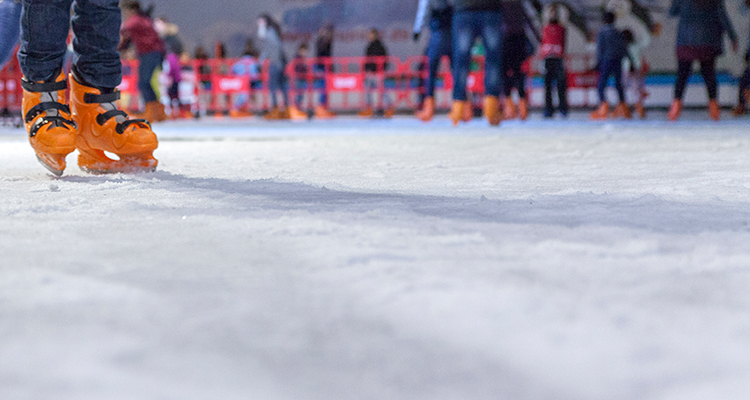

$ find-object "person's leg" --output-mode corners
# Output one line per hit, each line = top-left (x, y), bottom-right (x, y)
(18, 0), (73, 81)
(425, 29), (445, 99)
(71, 0), (122, 88)
(268, 64), (280, 109)
(699, 57), (717, 100)
(740, 67), (750, 106)
(137, 52), (161, 103)
(597, 62), (610, 105)
(674, 59), (692, 100)
(614, 64), (625, 103)
(451, 11), (476, 101)
(480, 10), (503, 98)
(556, 59), (569, 115)
(544, 58), (554, 116)
(0, 0), (22, 68)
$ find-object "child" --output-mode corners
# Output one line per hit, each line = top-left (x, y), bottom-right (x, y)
(622, 29), (649, 118)
(591, 12), (630, 120)
(288, 43), (310, 120)
(540, 6), (568, 118)
(360, 29), (393, 118)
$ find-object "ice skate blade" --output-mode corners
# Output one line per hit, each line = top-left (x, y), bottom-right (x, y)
(35, 154), (65, 177)
(78, 150), (158, 175)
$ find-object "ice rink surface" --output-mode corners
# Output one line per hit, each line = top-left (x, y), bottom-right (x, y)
(1, 112), (750, 399)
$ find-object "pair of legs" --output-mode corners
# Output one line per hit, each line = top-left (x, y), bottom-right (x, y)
(425, 25), (452, 99)
(674, 57), (717, 101)
(451, 10), (504, 101)
(597, 58), (625, 105)
(544, 57), (568, 117)
(267, 62), (288, 109)
(502, 33), (527, 99)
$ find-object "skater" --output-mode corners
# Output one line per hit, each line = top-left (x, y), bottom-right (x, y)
(258, 14), (289, 120)
(667, 0), (738, 121)
(590, 12), (630, 120)
(0, 0), (21, 68)
(120, 1), (166, 123)
(501, 0), (533, 121)
(314, 24), (336, 119)
(17, 0), (158, 175)
(622, 29), (649, 119)
(449, 0), (505, 126)
(360, 28), (393, 118)
(413, 0), (453, 122)
(733, 0), (750, 116)
(288, 43), (310, 120)
(540, 5), (568, 118)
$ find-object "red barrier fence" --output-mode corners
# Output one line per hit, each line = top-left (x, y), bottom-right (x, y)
(2, 54), (596, 119)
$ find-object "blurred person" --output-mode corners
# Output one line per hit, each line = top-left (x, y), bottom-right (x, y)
(120, 0), (167, 123)
(590, 12), (630, 120)
(314, 24), (336, 118)
(230, 41), (261, 117)
(288, 43), (310, 120)
(360, 28), (393, 118)
(668, 0), (738, 121)
(17, 0), (157, 175)
(449, 0), (505, 126)
(154, 17), (183, 57)
(258, 14), (289, 120)
(413, 0), (453, 122)
(622, 29), (649, 119)
(0, 0), (21, 68)
(156, 17), (188, 118)
(501, 0), (532, 121)
(733, 0), (750, 116)
(540, 5), (568, 118)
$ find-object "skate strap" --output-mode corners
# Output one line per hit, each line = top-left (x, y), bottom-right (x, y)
(115, 119), (150, 135)
(96, 109), (128, 126)
(28, 116), (77, 138)
(24, 102), (71, 124)
(83, 91), (121, 104)
(21, 79), (67, 93)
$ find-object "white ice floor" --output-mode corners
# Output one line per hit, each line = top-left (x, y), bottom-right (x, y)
(1, 112), (750, 399)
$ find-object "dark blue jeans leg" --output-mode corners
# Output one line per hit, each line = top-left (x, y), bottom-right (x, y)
(0, 0), (21, 68)
(598, 59), (619, 104)
(138, 51), (162, 102)
(614, 65), (624, 103)
(451, 12), (479, 101)
(18, 0), (73, 81)
(71, 0), (122, 88)
(739, 67), (750, 106)
(557, 60), (569, 114)
(426, 25), (451, 98)
(481, 11), (504, 98)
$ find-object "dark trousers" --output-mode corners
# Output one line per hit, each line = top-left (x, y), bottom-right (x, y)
(0, 0), (21, 68)
(674, 58), (717, 100)
(268, 62), (288, 109)
(425, 23), (452, 98)
(597, 58), (625, 104)
(18, 0), (122, 88)
(503, 33), (527, 98)
(739, 66), (750, 106)
(138, 51), (162, 103)
(452, 10), (504, 101)
(544, 58), (568, 116)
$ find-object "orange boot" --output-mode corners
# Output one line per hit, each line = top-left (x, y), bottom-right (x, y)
(462, 102), (473, 122)
(21, 73), (77, 176)
(518, 98), (529, 121)
(635, 102), (646, 119)
(416, 97), (435, 122)
(590, 103), (610, 120)
(314, 105), (335, 119)
(503, 98), (516, 120)
(483, 96), (502, 126)
(733, 104), (746, 116)
(612, 102), (632, 119)
(264, 108), (281, 120)
(667, 100), (682, 121)
(358, 107), (373, 118)
(448, 101), (466, 126)
(69, 70), (158, 174)
(288, 105), (308, 120)
(708, 100), (720, 121)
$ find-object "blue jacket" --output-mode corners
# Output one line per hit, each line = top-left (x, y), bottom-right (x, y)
(669, 0), (737, 52)
(596, 24), (627, 66)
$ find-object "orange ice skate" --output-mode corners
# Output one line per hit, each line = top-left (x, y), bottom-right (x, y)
(448, 101), (466, 126)
(612, 102), (632, 119)
(709, 100), (720, 121)
(483, 96), (502, 126)
(416, 97), (435, 122)
(590, 103), (610, 120)
(667, 100), (682, 121)
(503, 97), (516, 120)
(69, 69), (158, 174)
(21, 72), (77, 176)
(288, 105), (308, 120)
(314, 105), (335, 119)
(518, 98), (529, 121)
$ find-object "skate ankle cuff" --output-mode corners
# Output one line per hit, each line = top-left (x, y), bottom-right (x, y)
(83, 91), (121, 104)
(21, 79), (67, 93)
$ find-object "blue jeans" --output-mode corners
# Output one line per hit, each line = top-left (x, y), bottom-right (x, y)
(597, 58), (625, 104)
(451, 10), (504, 101)
(738, 66), (749, 106)
(0, 0), (21, 68)
(268, 62), (288, 108)
(138, 51), (163, 102)
(425, 23), (452, 98)
(18, 0), (122, 88)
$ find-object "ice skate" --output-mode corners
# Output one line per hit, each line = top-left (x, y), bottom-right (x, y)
(667, 100), (682, 121)
(590, 103), (610, 120)
(358, 107), (373, 118)
(448, 101), (467, 126)
(635, 102), (646, 119)
(69, 69), (157, 174)
(264, 108), (283, 120)
(503, 98), (516, 120)
(416, 97), (435, 122)
(314, 105), (335, 119)
(612, 102), (632, 119)
(483, 96), (502, 126)
(288, 105), (308, 120)
(708, 100), (720, 121)
(21, 72), (77, 176)
(732, 105), (746, 116)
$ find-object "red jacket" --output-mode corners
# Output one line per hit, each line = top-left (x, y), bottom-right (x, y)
(120, 14), (164, 56)
(540, 23), (566, 59)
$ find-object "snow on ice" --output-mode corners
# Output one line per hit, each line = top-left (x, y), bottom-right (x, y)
(1, 114), (750, 399)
